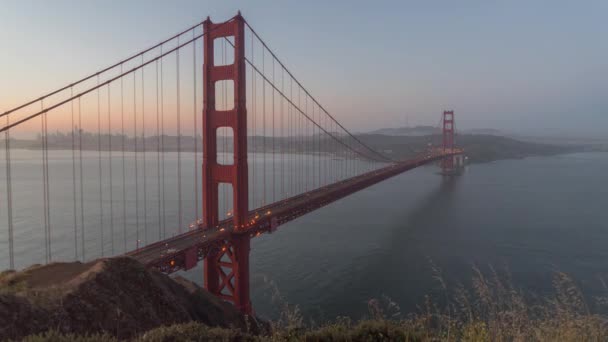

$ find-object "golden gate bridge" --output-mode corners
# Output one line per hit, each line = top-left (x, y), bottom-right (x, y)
(0, 12), (463, 314)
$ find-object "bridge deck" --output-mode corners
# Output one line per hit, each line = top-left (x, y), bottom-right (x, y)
(127, 151), (461, 273)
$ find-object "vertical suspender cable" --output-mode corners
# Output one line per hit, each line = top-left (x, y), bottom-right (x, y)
(317, 104), (320, 188)
(78, 98), (85, 260)
(134, 71), (139, 249)
(177, 39), (183, 232)
(156, 59), (162, 239)
(331, 120), (334, 182)
(121, 64), (127, 252)
(160, 46), (166, 238)
(224, 40), (229, 216)
(71, 88), (78, 260)
(142, 56), (148, 244)
(97, 77), (104, 256)
(193, 30), (199, 223)
(40, 102), (46, 262)
(222, 40), (227, 216)
(314, 102), (317, 188)
(251, 35), (256, 208)
(262, 48), (266, 206)
(297, 88), (301, 194)
(322, 111), (325, 186)
(300, 89), (303, 193)
(44, 108), (51, 261)
(305, 95), (308, 191)
(107, 84), (114, 255)
(44, 112), (53, 261)
(5, 114), (14, 269)
(40, 102), (49, 263)
(280, 67), (284, 199)
(289, 78), (293, 196)
(272, 57), (275, 202)
(287, 84), (290, 196)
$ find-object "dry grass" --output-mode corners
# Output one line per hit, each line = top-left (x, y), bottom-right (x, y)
(19, 266), (608, 341)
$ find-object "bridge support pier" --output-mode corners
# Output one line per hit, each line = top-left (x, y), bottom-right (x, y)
(202, 13), (252, 315)
(203, 234), (251, 314)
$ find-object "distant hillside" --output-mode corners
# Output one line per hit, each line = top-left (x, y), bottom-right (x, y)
(0, 129), (592, 163)
(370, 125), (503, 137)
(356, 133), (582, 163)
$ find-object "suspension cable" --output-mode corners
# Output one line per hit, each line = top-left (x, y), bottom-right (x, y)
(222, 39), (228, 217)
(71, 88), (78, 260)
(0, 19), (236, 134)
(242, 21), (392, 163)
(97, 76), (104, 257)
(142, 55), (148, 244)
(78, 97), (85, 261)
(133, 71), (140, 250)
(41, 101), (49, 263)
(4, 113), (14, 269)
(44, 106), (50, 261)
(262, 47), (266, 205)
(221, 34), (388, 163)
(272, 57), (276, 202)
(0, 19), (210, 120)
(251, 34), (256, 208)
(107, 83), (114, 255)
(160, 45), (166, 239)
(121, 64), (127, 252)
(177, 37), (183, 233)
(193, 30), (199, 223)
(280, 66), (285, 199)
(156, 59), (162, 239)
(243, 56), (388, 163)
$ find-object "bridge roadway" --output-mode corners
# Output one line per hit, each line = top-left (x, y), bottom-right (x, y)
(127, 151), (462, 274)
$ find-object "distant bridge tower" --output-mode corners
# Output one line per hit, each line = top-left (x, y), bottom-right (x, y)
(202, 13), (252, 314)
(441, 110), (455, 174)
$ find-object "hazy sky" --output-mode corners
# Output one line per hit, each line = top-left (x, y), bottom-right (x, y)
(1, 0), (606, 137)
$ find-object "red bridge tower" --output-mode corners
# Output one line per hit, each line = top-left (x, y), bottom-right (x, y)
(202, 13), (251, 314)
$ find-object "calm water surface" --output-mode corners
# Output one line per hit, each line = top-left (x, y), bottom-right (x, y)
(1, 150), (607, 320)
(189, 152), (607, 320)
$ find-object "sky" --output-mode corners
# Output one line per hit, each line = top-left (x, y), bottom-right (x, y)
(1, 0), (607, 137)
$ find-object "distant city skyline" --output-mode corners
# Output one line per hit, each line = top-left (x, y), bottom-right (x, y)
(1, 0), (606, 137)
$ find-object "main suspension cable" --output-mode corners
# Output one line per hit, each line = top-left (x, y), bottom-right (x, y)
(0, 19), (209, 120)
(243, 55), (388, 163)
(242, 20), (392, 163)
(0, 18), (236, 134)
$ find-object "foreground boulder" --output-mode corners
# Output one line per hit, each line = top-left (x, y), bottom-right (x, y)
(0, 257), (261, 340)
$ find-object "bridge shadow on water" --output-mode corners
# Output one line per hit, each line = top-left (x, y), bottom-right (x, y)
(300, 175), (466, 321)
